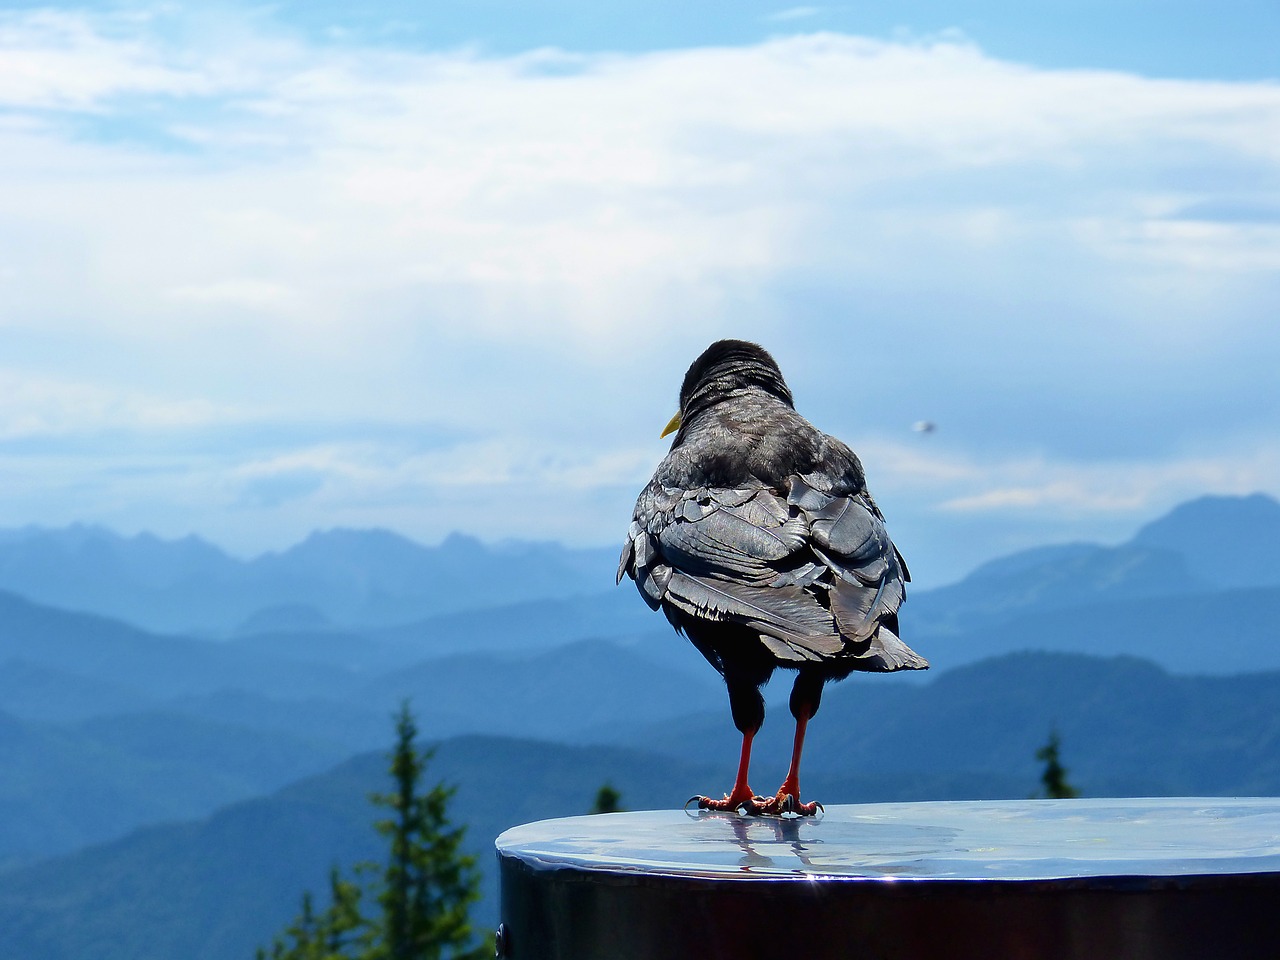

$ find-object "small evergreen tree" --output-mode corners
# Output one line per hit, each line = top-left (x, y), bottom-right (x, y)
(1035, 729), (1080, 799)
(367, 704), (485, 960)
(257, 704), (486, 960)
(261, 871), (365, 960)
(590, 783), (623, 815)
(320, 869), (366, 958)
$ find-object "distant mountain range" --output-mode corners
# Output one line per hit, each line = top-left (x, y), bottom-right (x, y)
(0, 525), (620, 635)
(898, 492), (1280, 672)
(905, 492), (1280, 636)
(1, 492), (1277, 640)
(0, 492), (1277, 959)
(5, 494), (1276, 681)
(0, 590), (716, 866)
(614, 650), (1280, 799)
(0, 706), (346, 870)
(0, 493), (1275, 863)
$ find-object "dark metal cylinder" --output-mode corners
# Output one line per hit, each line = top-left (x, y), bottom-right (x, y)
(495, 798), (1280, 960)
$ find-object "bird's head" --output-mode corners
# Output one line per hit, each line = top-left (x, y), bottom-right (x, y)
(661, 339), (794, 437)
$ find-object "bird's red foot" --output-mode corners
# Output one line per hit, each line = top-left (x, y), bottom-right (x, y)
(689, 786), (767, 815)
(757, 789), (823, 818)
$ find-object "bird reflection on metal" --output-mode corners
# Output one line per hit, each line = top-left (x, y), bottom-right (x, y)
(618, 340), (927, 817)
(712, 811), (817, 874)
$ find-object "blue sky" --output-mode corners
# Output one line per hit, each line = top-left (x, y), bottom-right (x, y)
(0, 2), (1277, 585)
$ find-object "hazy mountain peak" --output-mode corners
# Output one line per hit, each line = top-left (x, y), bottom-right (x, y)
(0, 522), (116, 547)
(289, 527), (423, 552)
(1134, 492), (1280, 540)
(959, 543), (1103, 584)
(439, 531), (484, 551)
(1131, 492), (1280, 588)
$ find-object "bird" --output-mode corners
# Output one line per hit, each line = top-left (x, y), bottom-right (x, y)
(617, 339), (927, 816)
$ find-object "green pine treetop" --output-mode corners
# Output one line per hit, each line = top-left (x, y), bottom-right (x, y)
(258, 703), (488, 960)
(1036, 729), (1081, 799)
(590, 783), (623, 815)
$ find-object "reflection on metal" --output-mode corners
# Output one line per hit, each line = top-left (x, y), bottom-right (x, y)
(496, 798), (1280, 959)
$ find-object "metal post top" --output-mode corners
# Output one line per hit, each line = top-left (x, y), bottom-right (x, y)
(496, 797), (1280, 885)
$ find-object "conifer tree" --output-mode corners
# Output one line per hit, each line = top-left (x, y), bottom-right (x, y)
(589, 783), (623, 815)
(257, 703), (486, 960)
(1035, 729), (1080, 799)
(366, 704), (486, 960)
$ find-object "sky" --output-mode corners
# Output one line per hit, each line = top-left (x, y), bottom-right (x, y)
(0, 1), (1277, 586)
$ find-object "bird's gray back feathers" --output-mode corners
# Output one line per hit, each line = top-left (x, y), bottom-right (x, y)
(620, 384), (925, 673)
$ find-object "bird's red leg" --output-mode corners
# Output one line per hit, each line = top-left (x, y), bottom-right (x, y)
(696, 728), (763, 812)
(778, 708), (810, 803)
(762, 703), (821, 816)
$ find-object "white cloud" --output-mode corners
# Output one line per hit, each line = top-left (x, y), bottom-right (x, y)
(1077, 217), (1280, 273)
(2, 15), (1277, 350)
(855, 436), (1280, 520)
(168, 278), (301, 311)
(0, 7), (1277, 562)
(0, 370), (239, 439)
(0, 9), (208, 108)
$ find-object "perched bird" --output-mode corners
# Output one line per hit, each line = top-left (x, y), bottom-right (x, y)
(618, 340), (927, 816)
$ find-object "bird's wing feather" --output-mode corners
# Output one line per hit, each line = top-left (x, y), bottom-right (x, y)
(863, 624), (928, 671)
(658, 492), (806, 585)
(809, 496), (892, 584)
(627, 484), (845, 655)
(788, 475), (915, 655)
(663, 570), (839, 651)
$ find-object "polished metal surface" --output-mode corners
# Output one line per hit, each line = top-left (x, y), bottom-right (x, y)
(496, 798), (1280, 960)
(498, 797), (1280, 882)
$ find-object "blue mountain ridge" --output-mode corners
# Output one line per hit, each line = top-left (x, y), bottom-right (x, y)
(0, 525), (621, 635)
(0, 492), (1276, 957)
(1, 492), (1275, 639)
(0, 587), (718, 867)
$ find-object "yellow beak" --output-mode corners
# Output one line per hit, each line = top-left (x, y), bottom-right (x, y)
(660, 411), (682, 438)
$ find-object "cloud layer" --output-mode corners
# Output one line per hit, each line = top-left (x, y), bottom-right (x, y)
(1, 7), (1277, 581)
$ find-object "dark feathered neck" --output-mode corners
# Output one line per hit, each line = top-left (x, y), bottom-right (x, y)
(679, 340), (794, 418)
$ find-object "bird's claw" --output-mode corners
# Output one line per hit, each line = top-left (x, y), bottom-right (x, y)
(757, 792), (824, 818)
(686, 792), (823, 818)
(686, 794), (770, 816)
